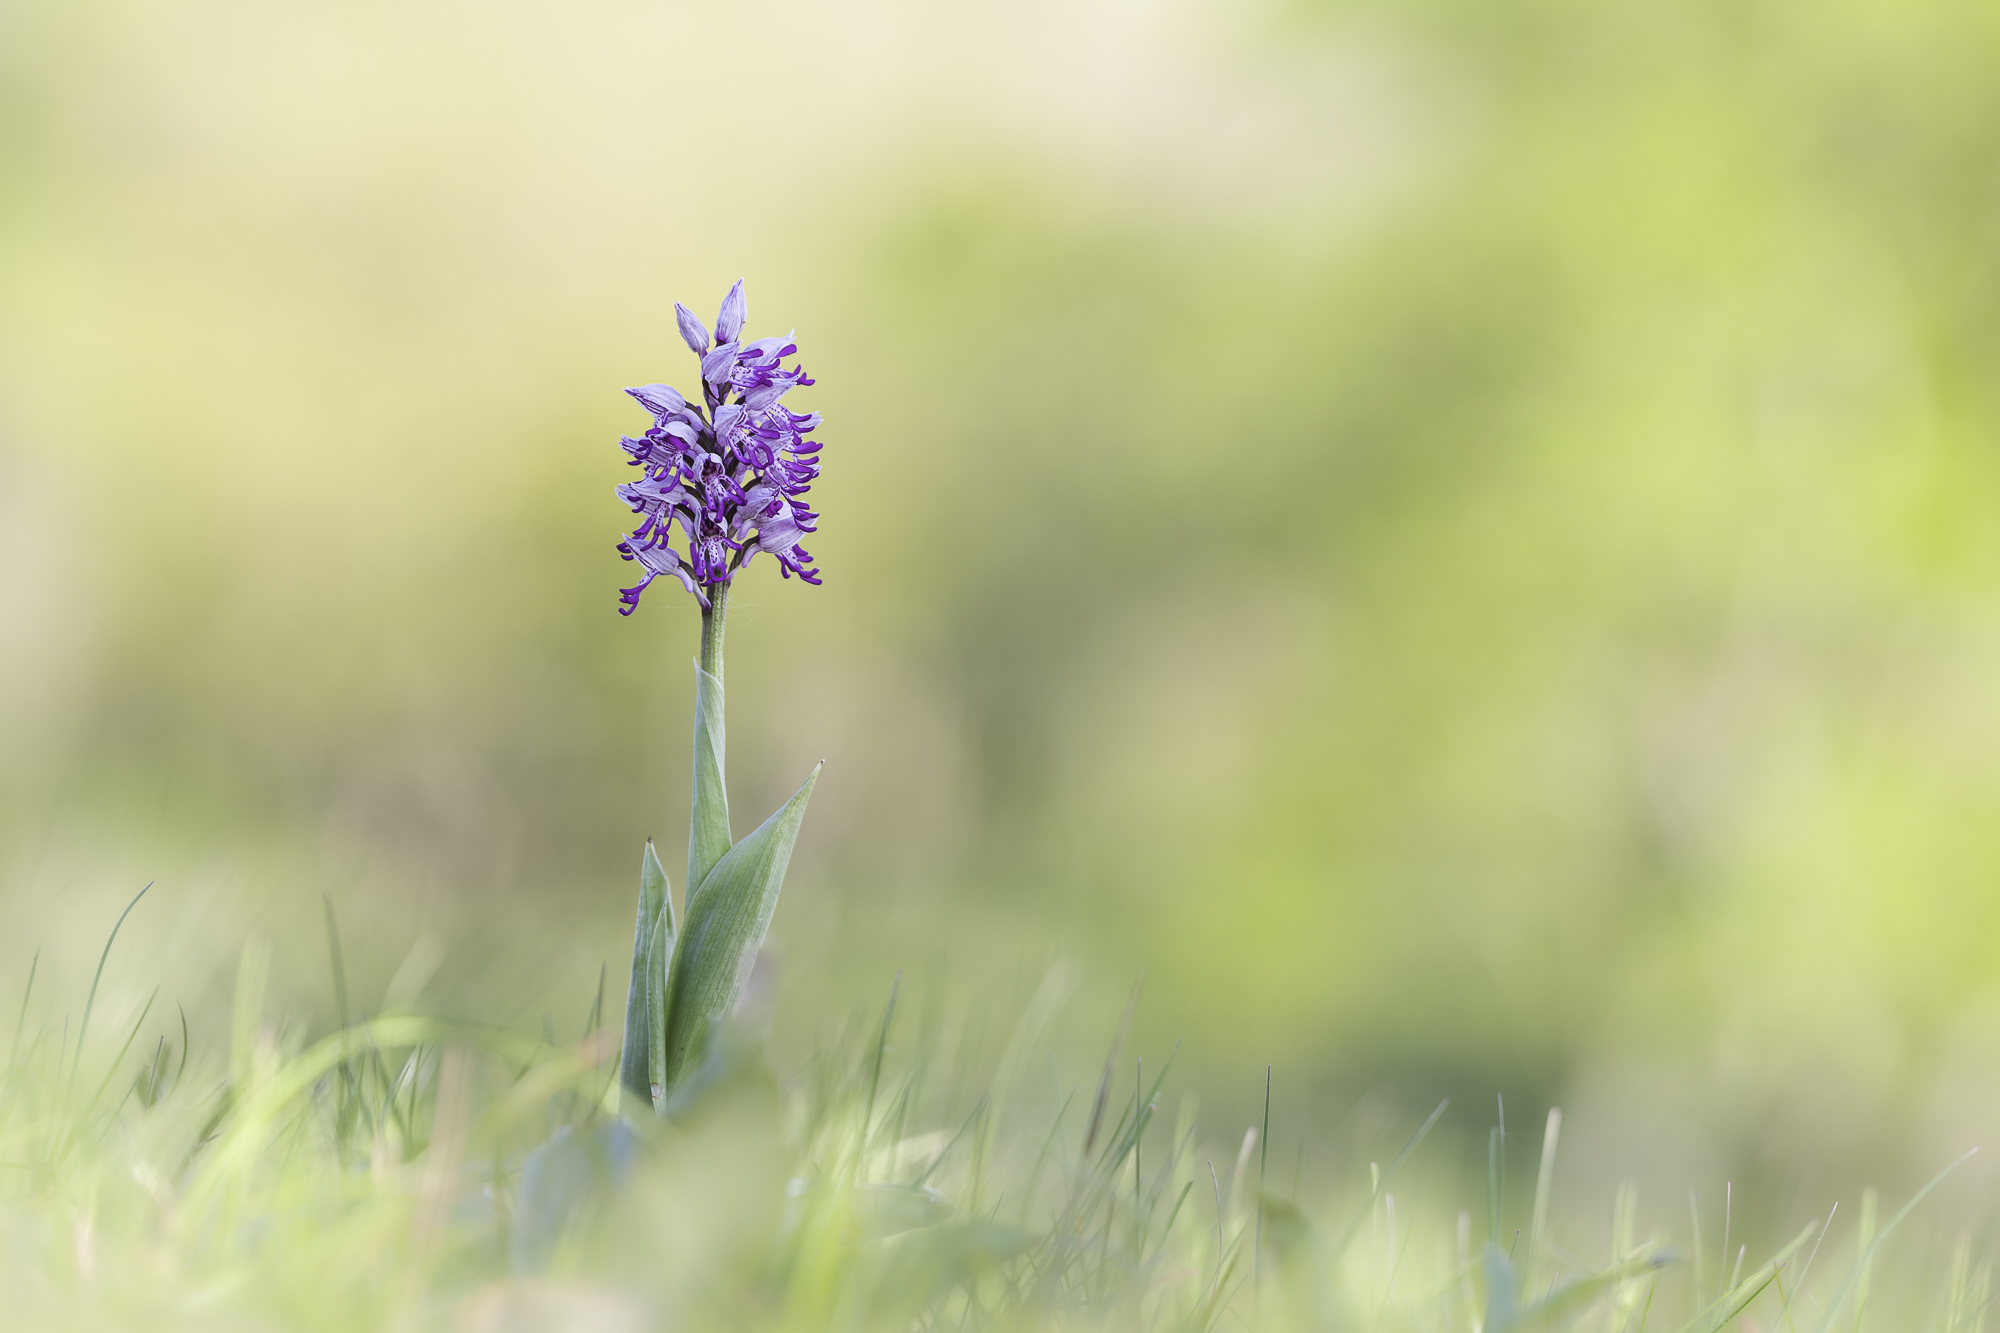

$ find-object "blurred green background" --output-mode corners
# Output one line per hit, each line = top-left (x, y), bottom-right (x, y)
(6, 0), (2000, 1240)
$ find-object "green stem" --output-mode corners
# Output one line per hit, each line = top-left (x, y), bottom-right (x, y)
(686, 579), (734, 906)
(700, 580), (729, 686)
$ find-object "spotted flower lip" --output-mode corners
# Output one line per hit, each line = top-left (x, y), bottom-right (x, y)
(614, 280), (824, 615)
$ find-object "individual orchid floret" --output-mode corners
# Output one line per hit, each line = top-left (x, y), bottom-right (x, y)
(715, 279), (746, 345)
(628, 383), (687, 418)
(616, 536), (703, 613)
(674, 303), (710, 356)
(612, 279), (826, 614)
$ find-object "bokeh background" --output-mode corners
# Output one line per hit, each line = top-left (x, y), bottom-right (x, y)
(6, 0), (2000, 1251)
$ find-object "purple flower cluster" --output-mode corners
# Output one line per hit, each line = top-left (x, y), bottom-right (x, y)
(614, 279), (824, 614)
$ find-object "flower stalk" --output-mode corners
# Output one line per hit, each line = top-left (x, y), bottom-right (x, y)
(699, 580), (729, 685)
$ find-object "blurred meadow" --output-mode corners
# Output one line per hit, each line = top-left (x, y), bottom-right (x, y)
(6, 0), (2000, 1280)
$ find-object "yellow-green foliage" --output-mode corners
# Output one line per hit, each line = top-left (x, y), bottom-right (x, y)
(0, 949), (1981, 1331)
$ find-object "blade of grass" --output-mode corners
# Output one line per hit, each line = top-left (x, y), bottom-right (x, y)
(858, 973), (901, 1177)
(1528, 1107), (1561, 1295)
(586, 961), (606, 1037)
(1690, 1191), (1705, 1312)
(9, 950), (37, 1071)
(1018, 1088), (1076, 1226)
(141, 1036), (165, 1106)
(1672, 1220), (1817, 1333)
(174, 1003), (189, 1090)
(1256, 1064), (1271, 1314)
(1853, 1187), (1877, 1333)
(1720, 1181), (1731, 1307)
(1331, 1100), (1449, 1256)
(322, 896), (351, 1028)
(323, 896), (358, 1149)
(1809, 1150), (1978, 1333)
(81, 986), (157, 1114)
(1083, 979), (1140, 1158)
(70, 882), (150, 1095)
(911, 1093), (987, 1190)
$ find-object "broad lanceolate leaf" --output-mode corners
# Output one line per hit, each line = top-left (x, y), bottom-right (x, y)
(687, 662), (732, 903)
(659, 765), (820, 1095)
(617, 839), (673, 1111)
(644, 908), (668, 1108)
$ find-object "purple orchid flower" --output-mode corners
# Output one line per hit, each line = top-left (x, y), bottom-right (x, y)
(613, 280), (824, 614)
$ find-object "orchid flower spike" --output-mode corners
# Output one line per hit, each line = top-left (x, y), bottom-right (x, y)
(615, 281), (824, 614)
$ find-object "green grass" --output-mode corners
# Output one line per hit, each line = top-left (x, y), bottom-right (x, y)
(0, 929), (1986, 1333)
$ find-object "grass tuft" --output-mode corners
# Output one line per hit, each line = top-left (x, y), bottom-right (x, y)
(0, 932), (1983, 1332)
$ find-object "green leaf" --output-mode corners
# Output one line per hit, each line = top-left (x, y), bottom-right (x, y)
(687, 662), (732, 904)
(659, 765), (820, 1096)
(617, 839), (673, 1110)
(645, 906), (669, 1108)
